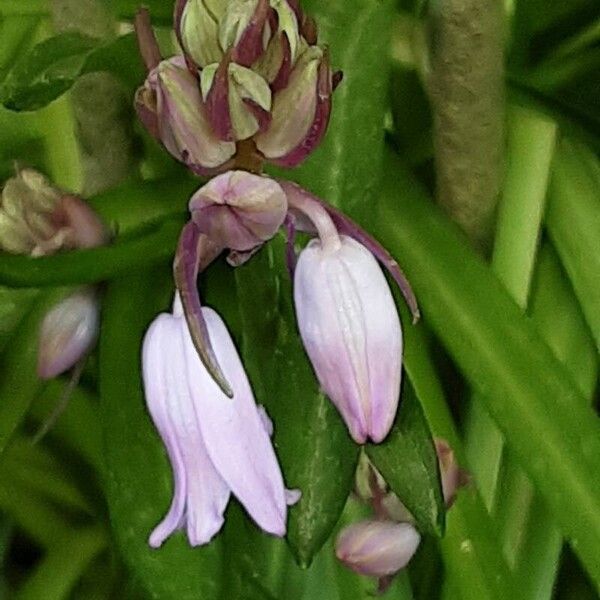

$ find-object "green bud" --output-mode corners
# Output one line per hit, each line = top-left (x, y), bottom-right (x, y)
(180, 0), (224, 67)
(228, 63), (272, 140)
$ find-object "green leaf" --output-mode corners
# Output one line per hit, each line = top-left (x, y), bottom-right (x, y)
(0, 32), (143, 112)
(0, 218), (184, 287)
(0, 286), (39, 352)
(233, 238), (359, 568)
(270, 0), (395, 218)
(14, 527), (108, 600)
(0, 289), (69, 454)
(546, 138), (600, 354)
(100, 268), (223, 600)
(377, 151), (600, 590)
(367, 382), (445, 537)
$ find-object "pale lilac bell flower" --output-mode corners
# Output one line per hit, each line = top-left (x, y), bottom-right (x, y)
(37, 287), (100, 380)
(335, 519), (421, 577)
(142, 295), (298, 547)
(290, 192), (403, 444)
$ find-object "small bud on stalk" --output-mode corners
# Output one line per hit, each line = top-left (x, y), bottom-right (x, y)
(335, 520), (421, 577)
(37, 288), (100, 380)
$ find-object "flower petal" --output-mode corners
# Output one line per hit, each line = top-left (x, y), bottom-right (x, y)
(143, 314), (231, 547)
(294, 236), (402, 443)
(181, 307), (288, 536)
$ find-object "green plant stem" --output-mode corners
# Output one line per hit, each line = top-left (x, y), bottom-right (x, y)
(465, 105), (557, 509)
(552, 17), (600, 58)
(28, 379), (102, 471)
(32, 20), (84, 192)
(546, 138), (600, 354)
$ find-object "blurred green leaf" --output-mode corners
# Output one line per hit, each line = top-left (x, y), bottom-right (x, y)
(100, 268), (223, 600)
(15, 526), (108, 600)
(233, 239), (359, 568)
(0, 289), (69, 454)
(0, 437), (93, 514)
(0, 287), (39, 352)
(504, 243), (599, 600)
(29, 380), (103, 472)
(0, 32), (143, 112)
(271, 0), (395, 218)
(377, 151), (600, 590)
(0, 218), (184, 287)
(546, 138), (600, 354)
(367, 383), (445, 537)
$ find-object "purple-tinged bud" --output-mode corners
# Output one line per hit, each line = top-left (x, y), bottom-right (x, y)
(0, 170), (106, 257)
(189, 170), (287, 251)
(255, 46), (332, 167)
(335, 520), (421, 577)
(294, 232), (403, 444)
(202, 58), (272, 142)
(135, 56), (236, 174)
(37, 288), (100, 379)
(219, 0), (271, 66)
(435, 438), (469, 508)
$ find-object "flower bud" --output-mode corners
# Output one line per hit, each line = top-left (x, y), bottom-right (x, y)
(201, 59), (272, 141)
(435, 438), (469, 508)
(335, 520), (421, 577)
(0, 170), (106, 256)
(255, 46), (332, 167)
(219, 0), (271, 66)
(189, 170), (287, 251)
(135, 56), (236, 174)
(178, 0), (225, 68)
(37, 288), (100, 379)
(294, 235), (403, 444)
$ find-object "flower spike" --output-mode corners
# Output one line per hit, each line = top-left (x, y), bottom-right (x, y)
(173, 222), (233, 397)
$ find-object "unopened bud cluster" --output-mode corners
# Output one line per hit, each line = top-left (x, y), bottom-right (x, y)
(135, 0), (336, 175)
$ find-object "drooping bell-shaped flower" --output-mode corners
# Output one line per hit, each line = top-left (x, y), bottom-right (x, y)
(37, 287), (100, 380)
(286, 187), (403, 444)
(142, 295), (298, 547)
(135, 56), (236, 175)
(335, 520), (421, 577)
(294, 234), (403, 444)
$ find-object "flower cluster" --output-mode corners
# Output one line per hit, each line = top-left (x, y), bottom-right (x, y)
(134, 1), (420, 550)
(135, 0), (337, 176)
